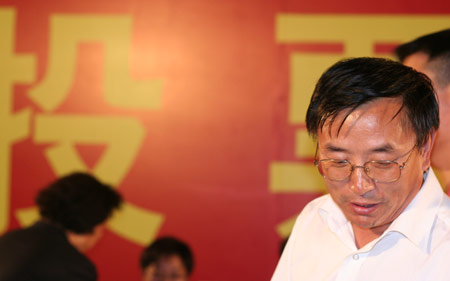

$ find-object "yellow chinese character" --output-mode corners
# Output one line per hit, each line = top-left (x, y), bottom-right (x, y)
(14, 13), (166, 245)
(0, 8), (35, 233)
(16, 114), (164, 245)
(28, 14), (163, 111)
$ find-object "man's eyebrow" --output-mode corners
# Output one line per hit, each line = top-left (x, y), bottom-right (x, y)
(371, 145), (395, 153)
(324, 144), (347, 152)
(323, 144), (395, 153)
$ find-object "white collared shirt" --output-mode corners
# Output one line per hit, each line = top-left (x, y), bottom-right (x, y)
(271, 169), (450, 281)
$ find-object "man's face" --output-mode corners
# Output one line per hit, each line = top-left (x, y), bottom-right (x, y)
(142, 255), (189, 281)
(316, 98), (432, 234)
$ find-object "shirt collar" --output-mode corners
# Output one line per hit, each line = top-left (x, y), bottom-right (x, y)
(318, 169), (444, 253)
(318, 195), (356, 249)
(386, 169), (443, 253)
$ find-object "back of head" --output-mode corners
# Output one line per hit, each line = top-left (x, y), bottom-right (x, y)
(306, 57), (439, 147)
(395, 29), (450, 88)
(140, 236), (194, 276)
(35, 172), (122, 234)
(395, 29), (450, 62)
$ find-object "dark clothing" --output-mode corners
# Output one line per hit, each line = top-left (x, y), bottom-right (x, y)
(0, 221), (97, 281)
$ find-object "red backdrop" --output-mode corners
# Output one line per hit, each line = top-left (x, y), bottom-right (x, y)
(1, 0), (449, 281)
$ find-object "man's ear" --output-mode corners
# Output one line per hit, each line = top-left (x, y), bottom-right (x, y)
(421, 130), (437, 171)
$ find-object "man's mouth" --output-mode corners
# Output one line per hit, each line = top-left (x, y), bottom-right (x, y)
(353, 203), (376, 208)
(351, 202), (379, 215)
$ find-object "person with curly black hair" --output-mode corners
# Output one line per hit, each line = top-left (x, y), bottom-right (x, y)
(0, 172), (122, 281)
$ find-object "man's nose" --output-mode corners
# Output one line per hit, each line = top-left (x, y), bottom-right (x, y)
(349, 166), (375, 195)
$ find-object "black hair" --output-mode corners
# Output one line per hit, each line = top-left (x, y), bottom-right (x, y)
(140, 236), (194, 276)
(306, 57), (439, 148)
(395, 29), (450, 87)
(35, 172), (122, 234)
(395, 29), (450, 62)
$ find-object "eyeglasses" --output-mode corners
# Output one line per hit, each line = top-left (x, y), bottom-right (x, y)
(314, 145), (416, 183)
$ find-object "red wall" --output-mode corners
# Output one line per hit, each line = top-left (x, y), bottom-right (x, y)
(1, 0), (450, 280)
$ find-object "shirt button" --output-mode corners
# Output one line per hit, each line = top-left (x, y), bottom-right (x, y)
(353, 254), (359, 260)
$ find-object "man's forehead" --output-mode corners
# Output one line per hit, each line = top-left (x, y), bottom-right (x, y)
(321, 98), (405, 134)
(316, 100), (417, 154)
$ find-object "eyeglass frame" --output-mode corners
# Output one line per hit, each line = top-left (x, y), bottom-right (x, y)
(313, 144), (417, 183)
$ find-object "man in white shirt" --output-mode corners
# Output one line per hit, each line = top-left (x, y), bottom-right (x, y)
(395, 29), (450, 191)
(271, 57), (450, 281)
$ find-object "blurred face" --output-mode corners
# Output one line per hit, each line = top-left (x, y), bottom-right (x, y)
(84, 223), (106, 251)
(67, 223), (106, 253)
(316, 98), (433, 235)
(142, 255), (189, 281)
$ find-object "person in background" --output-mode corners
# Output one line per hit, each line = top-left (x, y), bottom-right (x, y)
(272, 57), (450, 280)
(0, 172), (123, 281)
(140, 236), (194, 281)
(395, 29), (450, 191)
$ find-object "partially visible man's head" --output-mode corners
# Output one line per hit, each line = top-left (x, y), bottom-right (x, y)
(306, 57), (439, 240)
(140, 236), (194, 281)
(395, 29), (450, 90)
(35, 172), (122, 250)
(395, 29), (450, 170)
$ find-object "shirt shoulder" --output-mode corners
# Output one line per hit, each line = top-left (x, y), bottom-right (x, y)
(287, 194), (335, 237)
(0, 226), (45, 280)
(0, 223), (97, 281)
(435, 195), (450, 232)
(300, 193), (331, 214)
